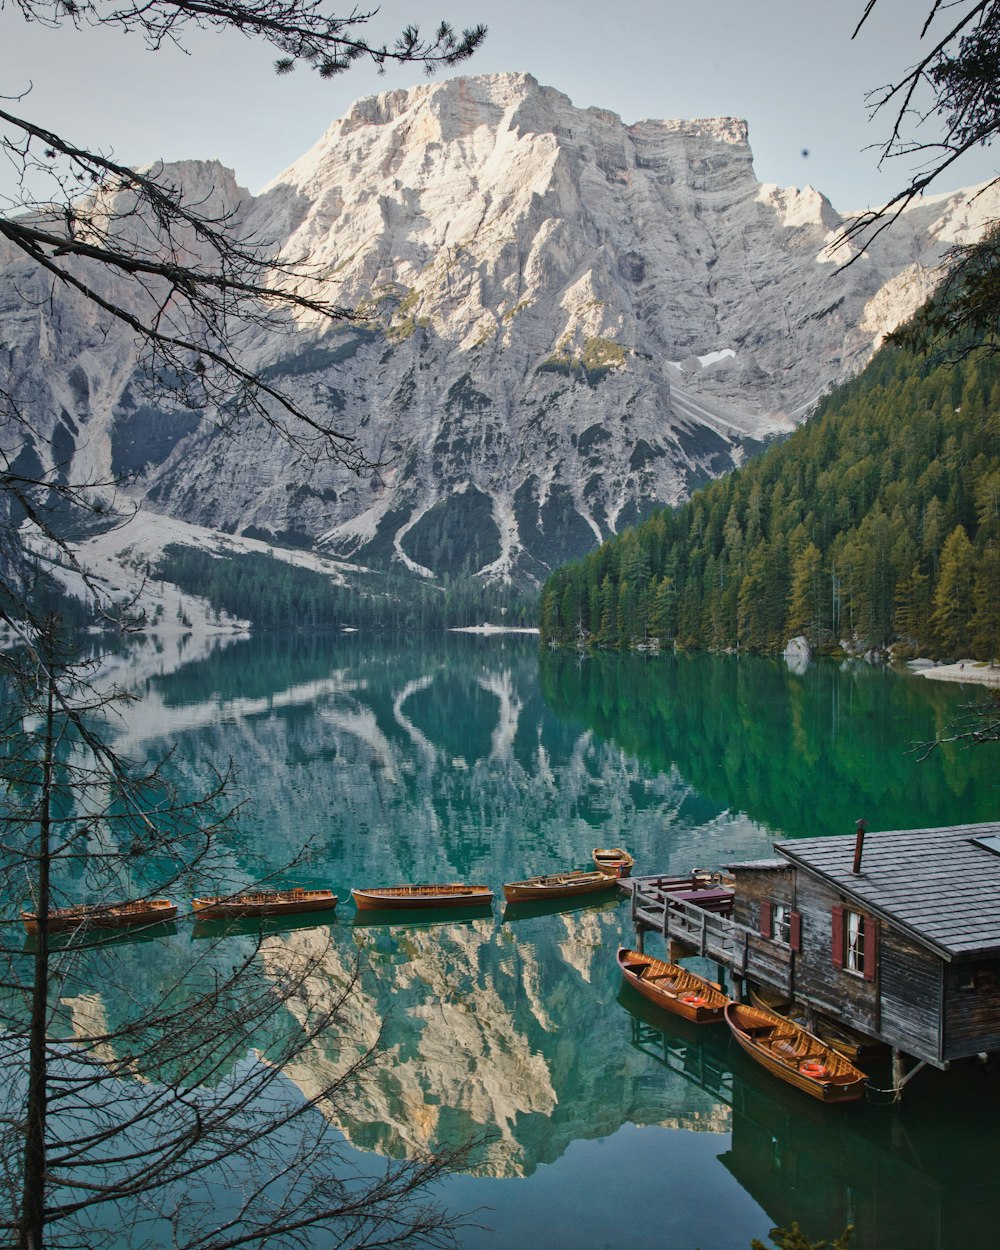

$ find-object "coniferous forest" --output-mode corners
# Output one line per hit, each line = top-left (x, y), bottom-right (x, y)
(154, 545), (538, 633)
(539, 339), (1000, 660)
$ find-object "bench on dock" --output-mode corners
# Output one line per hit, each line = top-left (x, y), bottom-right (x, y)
(661, 885), (734, 916)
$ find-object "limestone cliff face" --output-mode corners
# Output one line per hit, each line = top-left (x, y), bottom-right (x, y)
(2, 73), (996, 584)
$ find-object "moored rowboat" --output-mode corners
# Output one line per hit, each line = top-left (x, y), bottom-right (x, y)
(192, 887), (338, 920)
(351, 884), (493, 911)
(725, 1000), (867, 1103)
(503, 870), (617, 904)
(21, 898), (177, 934)
(592, 847), (635, 877)
(747, 982), (883, 1061)
(617, 948), (729, 1023)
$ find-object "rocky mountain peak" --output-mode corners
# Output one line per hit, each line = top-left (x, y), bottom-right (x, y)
(4, 75), (999, 589)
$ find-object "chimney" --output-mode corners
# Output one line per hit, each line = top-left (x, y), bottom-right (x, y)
(852, 818), (867, 874)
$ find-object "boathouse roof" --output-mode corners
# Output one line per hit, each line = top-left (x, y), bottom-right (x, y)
(725, 858), (789, 872)
(773, 821), (1000, 961)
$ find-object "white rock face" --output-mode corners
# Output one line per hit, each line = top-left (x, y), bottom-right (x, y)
(3, 73), (998, 585)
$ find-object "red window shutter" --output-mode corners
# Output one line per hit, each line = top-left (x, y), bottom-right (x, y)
(760, 901), (773, 938)
(831, 905), (844, 967)
(789, 910), (802, 952)
(863, 915), (878, 981)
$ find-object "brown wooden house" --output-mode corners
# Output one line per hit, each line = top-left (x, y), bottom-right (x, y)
(728, 820), (1000, 1069)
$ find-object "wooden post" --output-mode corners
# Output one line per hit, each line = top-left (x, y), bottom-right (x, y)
(892, 1048), (907, 1102)
(636, 927), (645, 954)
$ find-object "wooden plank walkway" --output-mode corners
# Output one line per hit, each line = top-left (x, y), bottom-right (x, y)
(621, 875), (794, 998)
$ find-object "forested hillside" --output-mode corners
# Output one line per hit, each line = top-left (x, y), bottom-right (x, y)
(539, 341), (1000, 660)
(154, 545), (537, 632)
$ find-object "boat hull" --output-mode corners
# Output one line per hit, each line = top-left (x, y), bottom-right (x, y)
(593, 847), (635, 877)
(21, 898), (177, 934)
(617, 948), (729, 1024)
(502, 871), (617, 904)
(747, 983), (883, 1060)
(725, 1001), (867, 1103)
(351, 885), (493, 911)
(192, 889), (338, 920)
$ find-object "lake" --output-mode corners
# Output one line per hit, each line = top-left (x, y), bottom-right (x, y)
(43, 632), (1000, 1249)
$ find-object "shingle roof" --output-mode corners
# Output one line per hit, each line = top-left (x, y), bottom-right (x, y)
(774, 822), (1000, 960)
(726, 859), (790, 872)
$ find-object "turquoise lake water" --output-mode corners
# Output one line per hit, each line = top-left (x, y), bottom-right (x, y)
(23, 633), (1000, 1249)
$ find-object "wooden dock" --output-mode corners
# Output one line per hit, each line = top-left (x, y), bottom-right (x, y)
(627, 824), (1000, 1090)
(621, 875), (794, 999)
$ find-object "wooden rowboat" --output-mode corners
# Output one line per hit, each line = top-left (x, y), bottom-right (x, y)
(192, 887), (338, 920)
(725, 1000), (867, 1103)
(21, 898), (177, 934)
(593, 847), (635, 877)
(502, 869), (617, 904)
(747, 982), (884, 1061)
(351, 884), (493, 911)
(617, 948), (729, 1024)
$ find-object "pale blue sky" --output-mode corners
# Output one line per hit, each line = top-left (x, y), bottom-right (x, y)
(2, 0), (997, 212)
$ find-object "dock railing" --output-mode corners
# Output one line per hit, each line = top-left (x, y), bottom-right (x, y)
(629, 880), (794, 998)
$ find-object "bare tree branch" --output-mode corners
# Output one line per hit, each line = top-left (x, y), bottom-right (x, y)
(837, 2), (997, 254)
(0, 6), (487, 1246)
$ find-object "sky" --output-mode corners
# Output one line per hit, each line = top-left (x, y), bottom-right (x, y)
(1, 0), (998, 214)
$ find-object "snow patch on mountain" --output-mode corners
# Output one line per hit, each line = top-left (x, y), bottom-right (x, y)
(21, 509), (369, 636)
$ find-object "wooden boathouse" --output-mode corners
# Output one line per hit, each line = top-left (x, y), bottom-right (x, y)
(626, 820), (1000, 1080)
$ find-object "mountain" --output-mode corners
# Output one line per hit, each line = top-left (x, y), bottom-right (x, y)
(3, 72), (998, 590)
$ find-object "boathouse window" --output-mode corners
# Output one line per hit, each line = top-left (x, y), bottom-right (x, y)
(831, 905), (877, 981)
(958, 964), (997, 990)
(846, 910), (865, 973)
(759, 901), (801, 950)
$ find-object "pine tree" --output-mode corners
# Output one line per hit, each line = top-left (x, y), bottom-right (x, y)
(787, 542), (826, 643)
(970, 543), (1000, 662)
(648, 576), (677, 642)
(931, 525), (976, 656)
(894, 563), (933, 650)
(598, 575), (618, 645)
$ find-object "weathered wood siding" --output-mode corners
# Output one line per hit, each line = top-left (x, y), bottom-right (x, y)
(731, 867), (793, 931)
(944, 959), (1000, 1059)
(790, 874), (944, 1063)
(877, 927), (942, 1061)
(787, 872), (883, 1036)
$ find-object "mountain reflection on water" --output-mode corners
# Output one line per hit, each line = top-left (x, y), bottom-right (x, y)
(67, 632), (1000, 1247)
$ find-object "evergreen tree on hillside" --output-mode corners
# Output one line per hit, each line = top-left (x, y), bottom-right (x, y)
(932, 525), (977, 655)
(540, 338), (1000, 661)
(787, 542), (825, 644)
(971, 543), (1000, 659)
